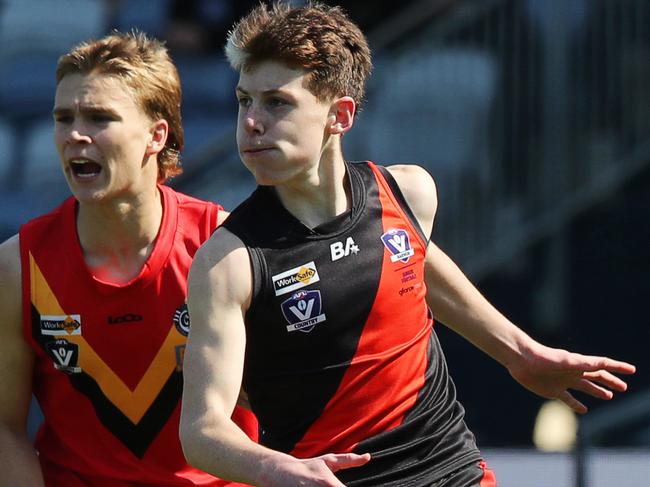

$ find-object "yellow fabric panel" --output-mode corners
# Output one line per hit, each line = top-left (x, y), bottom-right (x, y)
(29, 253), (184, 424)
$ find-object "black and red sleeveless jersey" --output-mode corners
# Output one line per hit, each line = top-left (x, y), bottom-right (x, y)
(223, 161), (482, 486)
(19, 185), (257, 486)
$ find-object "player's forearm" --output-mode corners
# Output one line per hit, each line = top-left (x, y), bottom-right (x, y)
(180, 413), (290, 485)
(425, 242), (533, 368)
(0, 426), (45, 486)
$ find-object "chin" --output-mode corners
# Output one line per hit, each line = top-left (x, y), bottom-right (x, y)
(247, 162), (306, 188)
(67, 182), (109, 204)
(252, 174), (281, 187)
(73, 190), (108, 205)
(251, 167), (297, 187)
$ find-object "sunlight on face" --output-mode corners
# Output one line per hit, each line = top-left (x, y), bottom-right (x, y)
(53, 73), (158, 203)
(235, 61), (334, 186)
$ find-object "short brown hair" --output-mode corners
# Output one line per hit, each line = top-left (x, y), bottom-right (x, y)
(56, 31), (183, 182)
(226, 1), (372, 108)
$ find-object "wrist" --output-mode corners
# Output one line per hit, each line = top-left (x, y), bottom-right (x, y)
(256, 449), (296, 486)
(491, 324), (534, 370)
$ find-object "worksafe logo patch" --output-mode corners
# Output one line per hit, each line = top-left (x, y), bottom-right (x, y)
(40, 314), (82, 336)
(380, 228), (415, 263)
(281, 290), (327, 333)
(272, 261), (320, 296)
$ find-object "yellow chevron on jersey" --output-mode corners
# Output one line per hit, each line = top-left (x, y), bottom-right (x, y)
(29, 252), (186, 424)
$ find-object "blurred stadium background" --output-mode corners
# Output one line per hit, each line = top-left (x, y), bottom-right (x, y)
(1, 0), (648, 485)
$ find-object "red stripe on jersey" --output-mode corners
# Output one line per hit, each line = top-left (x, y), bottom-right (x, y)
(291, 164), (432, 457)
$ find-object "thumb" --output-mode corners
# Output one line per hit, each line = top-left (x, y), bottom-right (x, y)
(322, 452), (371, 472)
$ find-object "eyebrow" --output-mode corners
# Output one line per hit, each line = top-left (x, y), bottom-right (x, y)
(52, 106), (121, 118)
(235, 86), (290, 97)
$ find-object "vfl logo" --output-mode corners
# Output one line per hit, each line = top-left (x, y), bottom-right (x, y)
(40, 314), (82, 336)
(272, 261), (320, 296)
(46, 339), (81, 374)
(330, 237), (360, 261)
(281, 290), (327, 333)
(380, 228), (415, 263)
(174, 304), (191, 336)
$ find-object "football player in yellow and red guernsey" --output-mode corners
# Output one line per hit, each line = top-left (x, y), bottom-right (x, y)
(0, 32), (257, 486)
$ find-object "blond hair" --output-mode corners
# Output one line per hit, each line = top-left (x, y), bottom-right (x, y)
(57, 31), (183, 182)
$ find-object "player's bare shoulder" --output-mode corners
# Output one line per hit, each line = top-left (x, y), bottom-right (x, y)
(385, 164), (438, 237)
(193, 226), (247, 271)
(189, 227), (252, 308)
(0, 235), (22, 330)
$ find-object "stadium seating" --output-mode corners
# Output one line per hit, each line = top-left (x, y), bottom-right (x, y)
(23, 118), (70, 208)
(0, 118), (15, 186)
(362, 48), (497, 186)
(112, 0), (171, 38)
(0, 0), (107, 56)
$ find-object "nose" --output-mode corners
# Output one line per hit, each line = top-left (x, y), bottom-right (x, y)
(60, 116), (92, 145)
(67, 127), (92, 144)
(242, 106), (265, 136)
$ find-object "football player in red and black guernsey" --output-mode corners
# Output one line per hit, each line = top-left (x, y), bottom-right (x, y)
(180, 3), (636, 486)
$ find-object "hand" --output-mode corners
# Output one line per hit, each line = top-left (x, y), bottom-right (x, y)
(507, 341), (636, 414)
(260, 452), (371, 487)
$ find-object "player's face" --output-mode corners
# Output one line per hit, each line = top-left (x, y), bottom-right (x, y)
(236, 61), (334, 186)
(53, 73), (159, 203)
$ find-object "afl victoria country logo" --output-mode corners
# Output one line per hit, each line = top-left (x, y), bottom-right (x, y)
(280, 290), (327, 333)
(174, 304), (191, 336)
(46, 339), (81, 374)
(380, 228), (415, 263)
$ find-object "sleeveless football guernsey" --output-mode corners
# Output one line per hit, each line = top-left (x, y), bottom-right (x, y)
(19, 185), (257, 486)
(223, 161), (482, 486)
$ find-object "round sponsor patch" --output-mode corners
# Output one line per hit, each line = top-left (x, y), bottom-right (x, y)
(173, 304), (191, 336)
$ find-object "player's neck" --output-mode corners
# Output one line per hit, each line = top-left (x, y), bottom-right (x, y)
(75, 186), (163, 283)
(275, 147), (350, 229)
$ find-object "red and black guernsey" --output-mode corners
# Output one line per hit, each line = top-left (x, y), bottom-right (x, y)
(19, 185), (257, 486)
(223, 161), (482, 486)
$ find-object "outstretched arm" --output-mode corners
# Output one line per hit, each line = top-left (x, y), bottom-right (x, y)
(387, 164), (636, 413)
(0, 236), (44, 485)
(180, 229), (369, 486)
(423, 240), (635, 413)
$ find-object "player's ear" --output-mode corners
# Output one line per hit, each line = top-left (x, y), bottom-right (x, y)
(146, 119), (169, 155)
(328, 96), (355, 135)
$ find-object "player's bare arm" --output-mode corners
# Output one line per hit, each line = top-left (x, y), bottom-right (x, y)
(180, 229), (369, 486)
(0, 236), (44, 485)
(385, 164), (438, 239)
(390, 166), (636, 413)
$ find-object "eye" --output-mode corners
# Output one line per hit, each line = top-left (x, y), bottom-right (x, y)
(237, 96), (251, 108)
(91, 113), (114, 123)
(54, 114), (73, 124)
(267, 97), (287, 108)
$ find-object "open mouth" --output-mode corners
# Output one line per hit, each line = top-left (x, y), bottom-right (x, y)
(70, 158), (102, 178)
